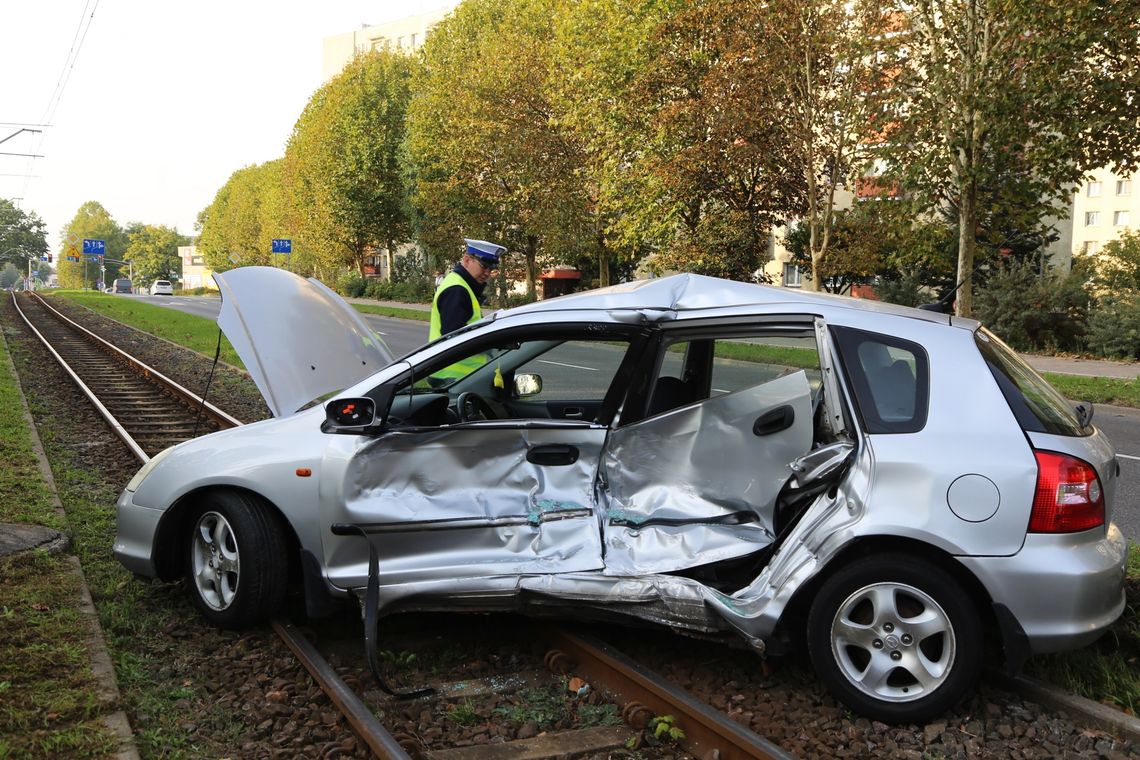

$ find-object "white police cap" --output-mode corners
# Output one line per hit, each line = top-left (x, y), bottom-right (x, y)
(464, 239), (506, 264)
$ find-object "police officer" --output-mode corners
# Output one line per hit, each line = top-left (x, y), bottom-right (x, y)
(429, 238), (506, 341)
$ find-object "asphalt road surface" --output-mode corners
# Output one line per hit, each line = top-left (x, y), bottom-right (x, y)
(130, 292), (1140, 541)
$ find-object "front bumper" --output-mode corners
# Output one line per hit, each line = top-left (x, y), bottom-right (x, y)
(112, 488), (162, 578)
(959, 522), (1127, 654)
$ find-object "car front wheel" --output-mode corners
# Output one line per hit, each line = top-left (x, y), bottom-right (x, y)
(185, 490), (287, 629)
(806, 554), (982, 724)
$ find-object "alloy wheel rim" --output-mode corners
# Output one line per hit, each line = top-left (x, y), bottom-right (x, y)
(830, 581), (955, 703)
(191, 511), (240, 611)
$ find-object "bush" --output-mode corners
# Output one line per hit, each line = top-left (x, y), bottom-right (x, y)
(973, 261), (1090, 353)
(337, 272), (368, 298)
(874, 274), (928, 308)
(1086, 295), (1140, 360)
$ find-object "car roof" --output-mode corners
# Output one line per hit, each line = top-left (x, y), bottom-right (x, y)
(506, 273), (959, 326)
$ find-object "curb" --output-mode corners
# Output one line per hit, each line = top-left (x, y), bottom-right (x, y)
(990, 670), (1140, 745)
(0, 316), (142, 760)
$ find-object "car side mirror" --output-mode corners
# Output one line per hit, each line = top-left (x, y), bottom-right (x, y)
(514, 373), (542, 398)
(322, 396), (383, 435)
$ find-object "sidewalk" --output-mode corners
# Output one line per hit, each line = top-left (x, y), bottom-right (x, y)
(1021, 354), (1140, 380)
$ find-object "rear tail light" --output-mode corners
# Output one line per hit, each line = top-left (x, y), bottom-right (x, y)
(1029, 450), (1105, 533)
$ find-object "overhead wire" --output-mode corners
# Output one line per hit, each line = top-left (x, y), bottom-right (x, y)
(17, 0), (102, 206)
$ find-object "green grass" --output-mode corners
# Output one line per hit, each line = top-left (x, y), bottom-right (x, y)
(352, 302), (430, 322)
(0, 325), (120, 758)
(45, 290), (246, 368)
(1044, 373), (1140, 409)
(0, 350), (59, 529)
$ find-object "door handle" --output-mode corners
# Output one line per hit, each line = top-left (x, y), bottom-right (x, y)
(753, 405), (795, 436)
(562, 407), (584, 418)
(527, 444), (580, 466)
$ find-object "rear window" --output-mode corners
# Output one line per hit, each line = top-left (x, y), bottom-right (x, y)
(974, 328), (1088, 436)
(155, 281), (171, 287)
(832, 326), (929, 434)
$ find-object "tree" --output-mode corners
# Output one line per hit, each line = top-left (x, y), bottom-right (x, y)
(0, 198), (48, 271)
(550, 0), (678, 286)
(285, 50), (414, 279)
(619, 0), (811, 280)
(1089, 230), (1140, 294)
(408, 0), (591, 297)
(196, 162), (280, 274)
(880, 0), (1140, 317)
(0, 262), (20, 289)
(763, 0), (894, 291)
(125, 224), (187, 286)
(56, 201), (127, 289)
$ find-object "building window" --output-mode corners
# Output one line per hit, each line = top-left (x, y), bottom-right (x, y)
(1114, 210), (1130, 226)
(783, 263), (802, 287)
(1085, 211), (1101, 226)
(396, 36), (404, 48)
(1084, 240), (1101, 255)
(370, 37), (388, 51)
(1087, 181), (1103, 197)
(1118, 180), (1133, 196)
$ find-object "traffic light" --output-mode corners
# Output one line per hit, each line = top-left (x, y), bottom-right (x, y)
(47, 253), (52, 262)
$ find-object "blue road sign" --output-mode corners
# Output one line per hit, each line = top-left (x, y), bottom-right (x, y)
(271, 238), (292, 254)
(38, 256), (48, 261)
(66, 256), (79, 263)
(82, 239), (106, 255)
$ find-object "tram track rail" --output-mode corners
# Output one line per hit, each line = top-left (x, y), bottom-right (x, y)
(13, 290), (794, 760)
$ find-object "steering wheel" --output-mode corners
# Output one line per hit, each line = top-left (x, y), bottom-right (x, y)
(456, 391), (497, 422)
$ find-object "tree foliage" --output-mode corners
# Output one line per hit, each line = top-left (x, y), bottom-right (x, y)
(880, 0), (1140, 317)
(196, 162), (282, 273)
(0, 198), (48, 272)
(407, 0), (593, 297)
(125, 224), (187, 286)
(57, 201), (127, 289)
(284, 50), (414, 278)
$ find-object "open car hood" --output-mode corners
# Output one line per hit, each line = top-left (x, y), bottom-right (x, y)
(214, 267), (394, 417)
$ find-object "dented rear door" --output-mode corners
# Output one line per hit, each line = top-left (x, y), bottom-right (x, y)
(600, 323), (819, 575)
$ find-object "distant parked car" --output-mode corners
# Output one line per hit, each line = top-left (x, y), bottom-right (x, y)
(149, 280), (174, 296)
(112, 278), (132, 294)
(115, 268), (1126, 724)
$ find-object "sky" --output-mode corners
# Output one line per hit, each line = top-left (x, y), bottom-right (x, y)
(0, 1), (457, 251)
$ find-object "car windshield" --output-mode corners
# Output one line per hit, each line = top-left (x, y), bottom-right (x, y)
(975, 328), (1088, 436)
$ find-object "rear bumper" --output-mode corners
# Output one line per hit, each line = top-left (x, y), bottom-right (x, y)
(113, 488), (161, 577)
(959, 522), (1127, 653)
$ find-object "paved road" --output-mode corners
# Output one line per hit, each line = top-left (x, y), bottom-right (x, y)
(127, 292), (1140, 541)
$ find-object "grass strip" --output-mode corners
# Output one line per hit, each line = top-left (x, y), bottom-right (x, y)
(0, 320), (119, 759)
(1044, 373), (1140, 409)
(46, 291), (245, 368)
(351, 302), (430, 322)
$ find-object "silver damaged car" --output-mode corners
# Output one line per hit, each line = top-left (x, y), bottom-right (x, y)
(114, 267), (1126, 723)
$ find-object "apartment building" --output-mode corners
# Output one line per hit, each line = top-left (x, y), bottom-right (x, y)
(1072, 169), (1137, 259)
(321, 6), (458, 82)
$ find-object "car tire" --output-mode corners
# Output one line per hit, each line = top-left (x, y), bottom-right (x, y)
(185, 490), (287, 629)
(806, 554), (981, 724)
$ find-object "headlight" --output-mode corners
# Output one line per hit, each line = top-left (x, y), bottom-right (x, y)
(124, 445), (177, 492)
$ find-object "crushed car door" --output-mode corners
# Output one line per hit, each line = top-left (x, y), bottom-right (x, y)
(599, 325), (818, 576)
(322, 327), (644, 589)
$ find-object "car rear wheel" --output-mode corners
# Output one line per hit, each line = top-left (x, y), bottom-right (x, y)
(806, 554), (981, 724)
(185, 490), (287, 629)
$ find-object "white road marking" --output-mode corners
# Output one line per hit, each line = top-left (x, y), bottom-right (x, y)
(538, 359), (598, 372)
